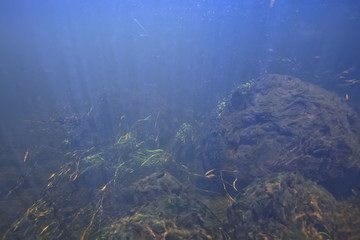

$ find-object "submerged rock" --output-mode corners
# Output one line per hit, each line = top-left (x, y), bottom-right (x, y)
(95, 172), (226, 240)
(203, 74), (360, 197)
(226, 173), (360, 240)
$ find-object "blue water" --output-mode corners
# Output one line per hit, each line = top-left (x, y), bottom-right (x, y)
(1, 0), (359, 125)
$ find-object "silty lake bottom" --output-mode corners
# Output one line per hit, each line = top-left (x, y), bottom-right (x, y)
(1, 74), (360, 239)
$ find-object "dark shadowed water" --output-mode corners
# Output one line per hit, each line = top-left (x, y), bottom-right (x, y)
(1, 0), (360, 239)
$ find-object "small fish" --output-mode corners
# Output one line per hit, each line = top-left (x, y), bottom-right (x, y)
(346, 94), (349, 100)
(24, 151), (29, 162)
(100, 185), (107, 191)
(204, 168), (216, 176)
(233, 177), (238, 191)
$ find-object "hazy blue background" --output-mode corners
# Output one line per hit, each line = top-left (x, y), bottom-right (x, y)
(1, 0), (360, 171)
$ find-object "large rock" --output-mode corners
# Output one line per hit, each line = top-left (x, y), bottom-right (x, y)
(96, 172), (226, 240)
(226, 173), (360, 240)
(203, 74), (360, 197)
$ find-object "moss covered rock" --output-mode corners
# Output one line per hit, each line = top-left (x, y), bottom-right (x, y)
(203, 74), (360, 197)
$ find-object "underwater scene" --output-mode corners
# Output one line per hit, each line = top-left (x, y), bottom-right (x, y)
(1, 0), (360, 239)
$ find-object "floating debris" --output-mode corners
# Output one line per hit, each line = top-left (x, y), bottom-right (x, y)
(232, 177), (238, 191)
(23, 151), (29, 162)
(204, 168), (216, 177)
(40, 225), (49, 235)
(205, 174), (216, 178)
(48, 173), (56, 180)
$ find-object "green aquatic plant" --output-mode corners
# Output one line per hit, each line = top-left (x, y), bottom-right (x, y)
(217, 101), (226, 111)
(115, 135), (127, 145)
(79, 152), (105, 175)
(111, 146), (169, 186)
(238, 80), (255, 94)
(217, 101), (227, 117)
(176, 123), (193, 144)
(83, 152), (104, 162)
(131, 148), (168, 167)
(140, 149), (164, 166)
(319, 232), (332, 240)
(111, 113), (171, 185)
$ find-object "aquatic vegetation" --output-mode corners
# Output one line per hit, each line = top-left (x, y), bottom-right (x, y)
(237, 80), (255, 95)
(217, 81), (255, 117)
(129, 148), (168, 167)
(217, 101), (226, 111)
(319, 232), (332, 240)
(217, 101), (227, 117)
(140, 149), (167, 166)
(79, 152), (105, 176)
(115, 134), (128, 145)
(82, 152), (104, 162)
(73, 138), (169, 189)
(2, 199), (56, 239)
(175, 123), (193, 144)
